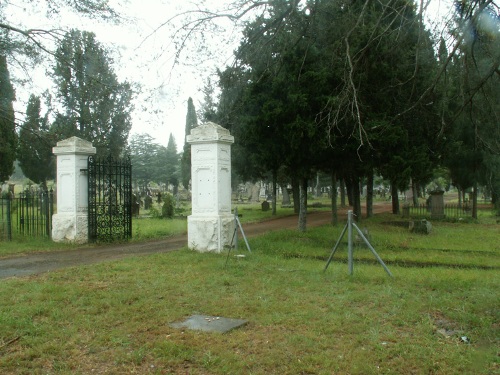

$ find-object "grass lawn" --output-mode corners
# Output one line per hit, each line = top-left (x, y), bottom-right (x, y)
(0, 206), (499, 374)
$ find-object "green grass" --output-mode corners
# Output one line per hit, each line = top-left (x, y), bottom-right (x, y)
(0, 208), (499, 374)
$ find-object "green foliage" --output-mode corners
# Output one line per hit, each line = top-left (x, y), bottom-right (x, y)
(128, 133), (181, 190)
(217, 0), (440, 218)
(181, 97), (198, 189)
(148, 205), (162, 219)
(162, 193), (175, 219)
(17, 95), (55, 187)
(0, 55), (17, 182)
(127, 133), (162, 188)
(159, 133), (180, 192)
(438, 2), (500, 218)
(52, 29), (133, 158)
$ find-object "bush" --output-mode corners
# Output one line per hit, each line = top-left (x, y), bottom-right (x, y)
(162, 193), (175, 218)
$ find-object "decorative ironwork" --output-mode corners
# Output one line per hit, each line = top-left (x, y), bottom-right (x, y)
(88, 155), (132, 242)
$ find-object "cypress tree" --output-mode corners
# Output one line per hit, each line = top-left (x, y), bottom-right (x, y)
(0, 55), (17, 183)
(18, 94), (55, 188)
(181, 97), (198, 190)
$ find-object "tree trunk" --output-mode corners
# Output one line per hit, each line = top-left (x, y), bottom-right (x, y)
(352, 177), (361, 221)
(458, 188), (463, 208)
(292, 177), (300, 214)
(298, 178), (307, 232)
(366, 172), (373, 218)
(412, 180), (419, 206)
(391, 183), (400, 215)
(340, 178), (346, 207)
(281, 184), (291, 205)
(472, 182), (478, 219)
(331, 172), (338, 226)
(315, 172), (321, 198)
(272, 170), (277, 216)
(345, 178), (354, 207)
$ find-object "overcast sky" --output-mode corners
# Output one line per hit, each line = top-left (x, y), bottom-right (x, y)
(5, 0), (452, 152)
(6, 0), (240, 151)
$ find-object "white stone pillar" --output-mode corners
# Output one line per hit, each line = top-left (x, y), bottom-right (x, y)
(52, 137), (96, 243)
(187, 122), (235, 252)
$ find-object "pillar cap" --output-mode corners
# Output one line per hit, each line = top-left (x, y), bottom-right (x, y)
(53, 136), (96, 155)
(187, 122), (234, 144)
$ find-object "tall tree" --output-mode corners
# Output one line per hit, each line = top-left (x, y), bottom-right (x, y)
(159, 133), (180, 194)
(443, 1), (500, 218)
(17, 94), (55, 188)
(128, 133), (161, 190)
(181, 97), (198, 190)
(52, 29), (133, 157)
(0, 54), (16, 182)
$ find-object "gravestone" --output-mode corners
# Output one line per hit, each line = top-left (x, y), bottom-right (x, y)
(410, 219), (432, 234)
(187, 122), (235, 252)
(261, 200), (270, 211)
(429, 190), (445, 219)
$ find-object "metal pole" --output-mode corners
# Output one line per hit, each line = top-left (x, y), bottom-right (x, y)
(234, 207), (239, 253)
(352, 222), (393, 277)
(236, 215), (251, 253)
(323, 222), (348, 271)
(348, 210), (353, 275)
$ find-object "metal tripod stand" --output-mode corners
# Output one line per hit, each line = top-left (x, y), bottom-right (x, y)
(224, 207), (251, 267)
(324, 210), (393, 277)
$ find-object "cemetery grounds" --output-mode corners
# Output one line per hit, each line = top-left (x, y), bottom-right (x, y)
(0, 195), (498, 374)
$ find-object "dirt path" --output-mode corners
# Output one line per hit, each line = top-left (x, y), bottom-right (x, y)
(0, 203), (391, 279)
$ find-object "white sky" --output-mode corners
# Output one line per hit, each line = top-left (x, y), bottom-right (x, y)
(5, 0), (452, 152)
(5, 0), (241, 151)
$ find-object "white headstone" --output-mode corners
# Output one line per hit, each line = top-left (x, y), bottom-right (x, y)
(51, 137), (96, 243)
(187, 122), (234, 252)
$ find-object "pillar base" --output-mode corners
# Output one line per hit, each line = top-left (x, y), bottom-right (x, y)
(52, 213), (88, 244)
(187, 214), (234, 253)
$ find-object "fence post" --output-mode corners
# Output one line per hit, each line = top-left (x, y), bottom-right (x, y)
(6, 193), (12, 241)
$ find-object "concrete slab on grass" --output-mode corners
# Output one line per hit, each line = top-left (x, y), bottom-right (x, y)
(170, 315), (248, 333)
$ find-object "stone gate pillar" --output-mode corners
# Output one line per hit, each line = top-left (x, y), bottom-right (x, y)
(52, 137), (96, 243)
(187, 122), (234, 252)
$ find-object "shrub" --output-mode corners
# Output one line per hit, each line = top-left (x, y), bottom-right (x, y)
(162, 193), (175, 218)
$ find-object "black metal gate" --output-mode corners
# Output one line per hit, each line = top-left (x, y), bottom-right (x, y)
(88, 155), (132, 242)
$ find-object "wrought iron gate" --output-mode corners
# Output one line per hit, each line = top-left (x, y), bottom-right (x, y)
(88, 155), (132, 242)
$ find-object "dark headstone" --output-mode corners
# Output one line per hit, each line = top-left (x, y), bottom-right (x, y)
(261, 200), (270, 211)
(410, 219), (432, 234)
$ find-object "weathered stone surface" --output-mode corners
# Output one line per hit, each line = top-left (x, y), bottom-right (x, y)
(52, 214), (88, 244)
(52, 137), (96, 244)
(187, 122), (234, 252)
(186, 122), (234, 144)
(410, 219), (432, 234)
(170, 315), (247, 333)
(53, 136), (96, 155)
(187, 215), (234, 253)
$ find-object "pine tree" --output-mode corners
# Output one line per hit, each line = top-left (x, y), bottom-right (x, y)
(52, 29), (133, 157)
(180, 97), (198, 190)
(0, 55), (17, 183)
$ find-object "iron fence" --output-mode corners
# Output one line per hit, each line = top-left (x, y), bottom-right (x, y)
(402, 202), (472, 219)
(0, 189), (54, 241)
